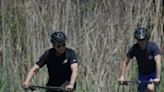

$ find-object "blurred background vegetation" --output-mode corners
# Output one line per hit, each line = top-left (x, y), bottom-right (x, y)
(0, 0), (163, 92)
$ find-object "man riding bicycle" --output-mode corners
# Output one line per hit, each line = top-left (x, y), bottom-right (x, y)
(22, 31), (78, 92)
(119, 28), (161, 92)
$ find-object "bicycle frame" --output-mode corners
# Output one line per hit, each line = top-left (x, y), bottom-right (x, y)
(29, 85), (65, 92)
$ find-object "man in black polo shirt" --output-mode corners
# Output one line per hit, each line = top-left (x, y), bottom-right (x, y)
(118, 28), (161, 92)
(22, 31), (78, 92)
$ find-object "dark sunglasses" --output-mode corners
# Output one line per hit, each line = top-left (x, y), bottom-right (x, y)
(137, 39), (146, 41)
(56, 43), (66, 48)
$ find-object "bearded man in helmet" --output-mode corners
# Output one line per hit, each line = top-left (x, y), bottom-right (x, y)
(22, 31), (78, 92)
(118, 28), (161, 92)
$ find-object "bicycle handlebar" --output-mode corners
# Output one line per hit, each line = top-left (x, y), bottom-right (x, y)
(118, 80), (154, 85)
(24, 81), (70, 91)
(28, 85), (65, 91)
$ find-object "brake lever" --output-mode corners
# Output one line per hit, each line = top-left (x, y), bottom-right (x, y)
(29, 86), (36, 91)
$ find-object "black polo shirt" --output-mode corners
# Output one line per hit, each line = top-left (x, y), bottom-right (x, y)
(36, 48), (78, 86)
(127, 42), (161, 75)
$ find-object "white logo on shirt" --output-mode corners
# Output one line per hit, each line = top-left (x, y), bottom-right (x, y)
(73, 59), (77, 62)
(148, 55), (153, 60)
(63, 59), (68, 64)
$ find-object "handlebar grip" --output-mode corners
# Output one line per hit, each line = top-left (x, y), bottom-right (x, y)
(29, 86), (36, 91)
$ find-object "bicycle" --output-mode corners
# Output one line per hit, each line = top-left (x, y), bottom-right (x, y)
(118, 80), (159, 92)
(118, 80), (154, 85)
(24, 81), (70, 92)
(27, 85), (65, 92)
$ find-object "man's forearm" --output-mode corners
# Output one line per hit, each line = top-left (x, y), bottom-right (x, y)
(120, 57), (129, 78)
(70, 64), (78, 85)
(120, 62), (127, 78)
(24, 69), (36, 83)
(24, 65), (39, 83)
(70, 70), (78, 85)
(155, 55), (161, 79)
(156, 59), (161, 79)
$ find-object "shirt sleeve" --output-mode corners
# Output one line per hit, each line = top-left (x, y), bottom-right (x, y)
(152, 43), (161, 56)
(69, 49), (78, 64)
(36, 50), (49, 68)
(127, 46), (135, 59)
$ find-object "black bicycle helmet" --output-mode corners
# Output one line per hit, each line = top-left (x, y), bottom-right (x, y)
(50, 31), (67, 44)
(134, 28), (150, 40)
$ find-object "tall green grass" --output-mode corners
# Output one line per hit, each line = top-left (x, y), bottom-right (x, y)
(0, 81), (6, 92)
(0, 0), (163, 92)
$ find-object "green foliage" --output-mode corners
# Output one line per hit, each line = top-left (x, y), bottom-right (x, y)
(0, 0), (163, 92)
(0, 80), (6, 92)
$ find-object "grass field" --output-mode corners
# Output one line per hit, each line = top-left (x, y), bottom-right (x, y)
(0, 0), (163, 92)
